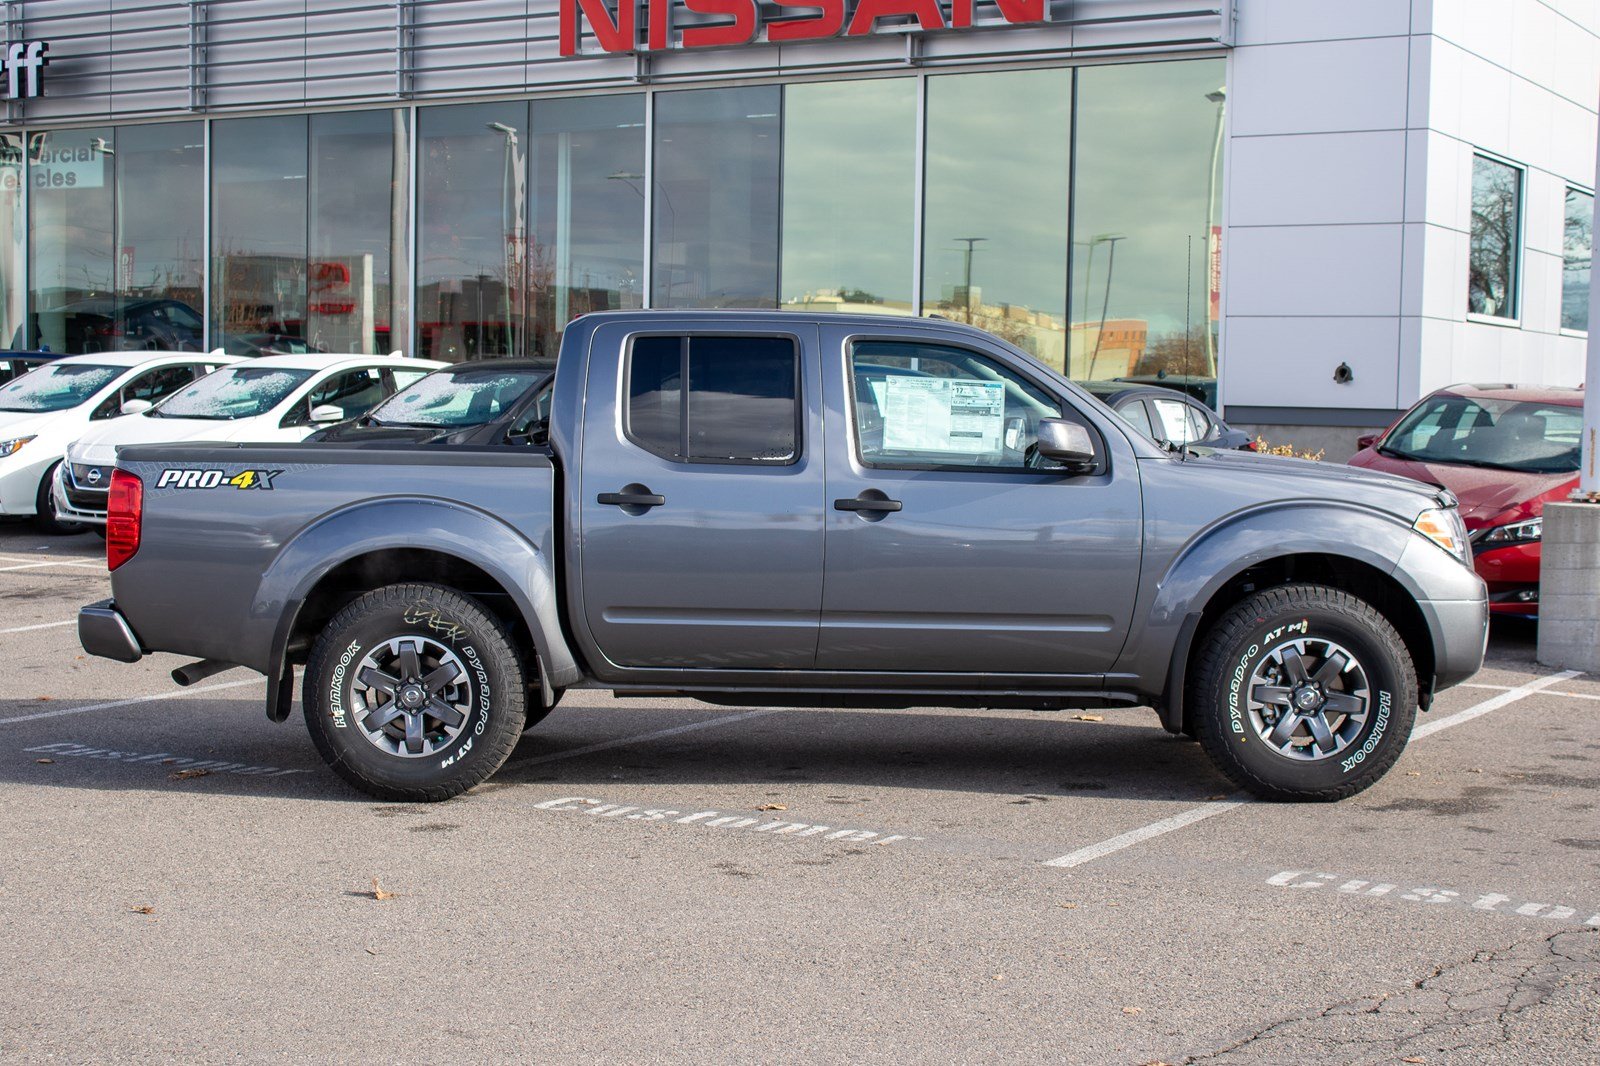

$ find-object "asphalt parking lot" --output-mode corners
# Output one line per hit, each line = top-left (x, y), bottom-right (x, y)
(0, 525), (1596, 1064)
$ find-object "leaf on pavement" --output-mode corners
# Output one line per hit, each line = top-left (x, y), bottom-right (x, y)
(170, 768), (211, 780)
(131, 905), (155, 915)
(1122, 1006), (1142, 1015)
(369, 877), (398, 901)
(756, 804), (788, 811)
(1071, 714), (1105, 722)
(34, 758), (53, 764)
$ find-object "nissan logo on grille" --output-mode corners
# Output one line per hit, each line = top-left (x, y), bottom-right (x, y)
(85, 467), (102, 486)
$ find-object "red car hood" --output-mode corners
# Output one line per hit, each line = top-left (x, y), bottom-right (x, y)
(1351, 452), (1575, 526)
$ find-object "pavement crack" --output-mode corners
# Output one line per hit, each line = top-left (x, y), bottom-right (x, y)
(1177, 929), (1600, 1064)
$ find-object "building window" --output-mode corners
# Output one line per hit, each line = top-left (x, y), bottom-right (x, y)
(626, 335), (799, 463)
(1563, 187), (1593, 333)
(1468, 153), (1522, 320)
(28, 128), (115, 353)
(211, 116), (308, 353)
(653, 87), (781, 309)
(923, 69), (1071, 369)
(530, 94), (645, 361)
(309, 111), (410, 355)
(418, 101), (529, 362)
(781, 78), (916, 316)
(1073, 59), (1226, 385)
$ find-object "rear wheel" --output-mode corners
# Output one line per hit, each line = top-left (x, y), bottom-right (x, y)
(1189, 584), (1417, 801)
(34, 462), (86, 536)
(303, 583), (528, 801)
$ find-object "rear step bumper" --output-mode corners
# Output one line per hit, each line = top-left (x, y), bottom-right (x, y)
(78, 599), (143, 663)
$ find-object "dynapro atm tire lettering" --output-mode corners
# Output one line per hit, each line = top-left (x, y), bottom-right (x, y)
(156, 468), (281, 491)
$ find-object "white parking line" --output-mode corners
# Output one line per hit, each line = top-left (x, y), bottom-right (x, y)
(514, 709), (777, 767)
(1041, 668), (1582, 870)
(0, 676), (263, 726)
(1463, 681), (1600, 702)
(0, 620), (75, 634)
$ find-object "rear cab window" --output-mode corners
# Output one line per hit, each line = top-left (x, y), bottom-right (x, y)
(626, 335), (800, 465)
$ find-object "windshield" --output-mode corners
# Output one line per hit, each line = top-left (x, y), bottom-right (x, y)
(154, 366), (314, 420)
(0, 363), (120, 412)
(1381, 395), (1582, 474)
(368, 367), (545, 428)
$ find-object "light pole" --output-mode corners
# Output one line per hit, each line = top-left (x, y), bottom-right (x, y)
(487, 121), (524, 357)
(1086, 233), (1124, 380)
(952, 236), (986, 323)
(1204, 86), (1226, 378)
(611, 170), (675, 304)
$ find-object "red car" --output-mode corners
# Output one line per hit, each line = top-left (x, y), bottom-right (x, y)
(1348, 383), (1584, 619)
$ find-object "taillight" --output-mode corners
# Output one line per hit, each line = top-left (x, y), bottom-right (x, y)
(106, 469), (142, 571)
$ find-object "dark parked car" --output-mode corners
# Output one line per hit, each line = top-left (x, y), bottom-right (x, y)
(1114, 372), (1217, 408)
(0, 351), (61, 384)
(1347, 383), (1584, 619)
(22, 298), (205, 353)
(1079, 380), (1253, 449)
(308, 360), (553, 446)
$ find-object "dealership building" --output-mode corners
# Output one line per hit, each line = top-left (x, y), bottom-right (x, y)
(0, 0), (1593, 450)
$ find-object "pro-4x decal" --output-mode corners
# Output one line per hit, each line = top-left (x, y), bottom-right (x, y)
(156, 468), (282, 491)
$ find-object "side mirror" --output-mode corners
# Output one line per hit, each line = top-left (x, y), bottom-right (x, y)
(1356, 433), (1379, 450)
(309, 404), (344, 424)
(1034, 418), (1098, 472)
(120, 398), (152, 415)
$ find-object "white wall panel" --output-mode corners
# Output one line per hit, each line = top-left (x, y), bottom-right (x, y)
(1228, 131), (1406, 228)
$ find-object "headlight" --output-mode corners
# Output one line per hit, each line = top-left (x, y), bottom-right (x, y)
(0, 435), (36, 458)
(1479, 517), (1541, 545)
(1413, 507), (1470, 565)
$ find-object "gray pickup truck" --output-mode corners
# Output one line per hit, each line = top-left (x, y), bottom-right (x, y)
(79, 311), (1488, 802)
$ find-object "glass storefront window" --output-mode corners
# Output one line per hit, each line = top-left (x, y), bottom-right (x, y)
(1562, 187), (1592, 333)
(781, 78), (916, 316)
(529, 94), (645, 360)
(310, 110), (409, 355)
(418, 102), (528, 361)
(923, 69), (1070, 369)
(28, 127), (115, 353)
(0, 132), (23, 350)
(1468, 153), (1522, 320)
(115, 122), (205, 352)
(211, 116), (309, 354)
(1072, 59), (1226, 384)
(653, 86), (781, 309)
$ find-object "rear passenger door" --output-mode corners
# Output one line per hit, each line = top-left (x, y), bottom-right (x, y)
(576, 324), (826, 671)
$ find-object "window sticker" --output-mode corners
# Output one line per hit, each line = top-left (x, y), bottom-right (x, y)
(881, 377), (1005, 455)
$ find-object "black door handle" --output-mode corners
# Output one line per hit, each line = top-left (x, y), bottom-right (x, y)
(834, 496), (902, 513)
(598, 487), (665, 509)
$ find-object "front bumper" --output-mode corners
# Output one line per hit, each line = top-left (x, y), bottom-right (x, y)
(79, 599), (143, 663)
(1396, 535), (1490, 694)
(52, 460), (109, 525)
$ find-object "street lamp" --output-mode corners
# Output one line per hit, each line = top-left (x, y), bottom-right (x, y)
(487, 122), (524, 357)
(1085, 233), (1124, 380)
(952, 236), (986, 324)
(1204, 86), (1227, 378)
(610, 170), (676, 304)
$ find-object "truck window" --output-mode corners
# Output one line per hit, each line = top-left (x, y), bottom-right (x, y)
(626, 335), (799, 465)
(849, 341), (1065, 472)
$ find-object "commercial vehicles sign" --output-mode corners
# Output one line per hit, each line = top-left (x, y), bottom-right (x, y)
(559, 0), (1044, 56)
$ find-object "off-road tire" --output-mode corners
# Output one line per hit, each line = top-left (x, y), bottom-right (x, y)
(1189, 584), (1417, 802)
(34, 462), (86, 535)
(303, 583), (528, 801)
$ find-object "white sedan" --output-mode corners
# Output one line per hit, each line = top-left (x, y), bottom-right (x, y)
(57, 352), (444, 526)
(0, 350), (237, 533)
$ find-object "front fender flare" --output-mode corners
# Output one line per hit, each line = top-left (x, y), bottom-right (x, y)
(1119, 502), (1415, 733)
(256, 498), (582, 722)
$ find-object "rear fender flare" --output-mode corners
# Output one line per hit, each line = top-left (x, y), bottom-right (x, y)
(257, 498), (580, 722)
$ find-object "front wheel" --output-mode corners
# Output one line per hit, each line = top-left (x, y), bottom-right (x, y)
(303, 583), (529, 801)
(1188, 584), (1417, 801)
(34, 462), (86, 536)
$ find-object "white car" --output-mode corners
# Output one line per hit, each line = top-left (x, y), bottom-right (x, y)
(0, 350), (237, 533)
(57, 352), (445, 526)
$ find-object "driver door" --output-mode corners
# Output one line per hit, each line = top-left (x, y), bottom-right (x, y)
(818, 325), (1143, 676)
